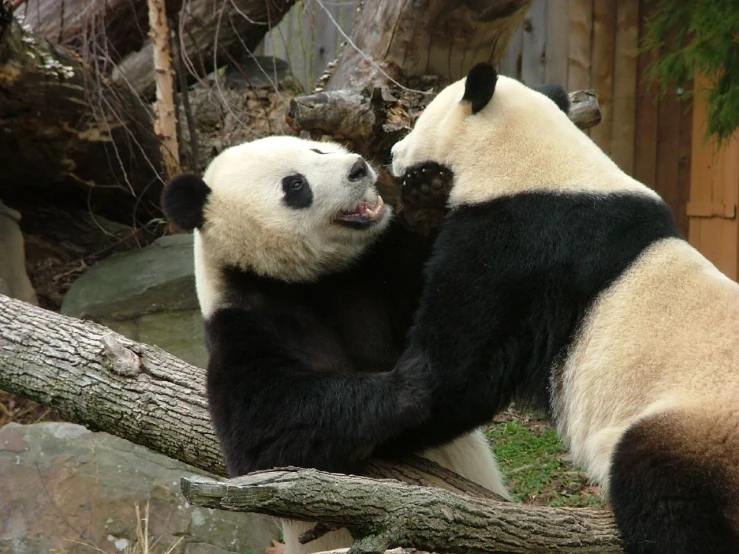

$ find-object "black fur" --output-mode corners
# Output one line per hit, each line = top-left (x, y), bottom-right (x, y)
(205, 216), (437, 476)
(161, 174), (211, 230)
(532, 84), (570, 113)
(281, 173), (313, 209)
(463, 63), (498, 114)
(610, 414), (739, 553)
(379, 191), (681, 457)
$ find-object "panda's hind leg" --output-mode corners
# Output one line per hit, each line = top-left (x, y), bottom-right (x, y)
(609, 405), (739, 554)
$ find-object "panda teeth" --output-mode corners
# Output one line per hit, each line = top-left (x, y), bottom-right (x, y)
(363, 195), (384, 220)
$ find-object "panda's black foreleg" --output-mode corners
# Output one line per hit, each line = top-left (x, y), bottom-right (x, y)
(205, 307), (432, 477)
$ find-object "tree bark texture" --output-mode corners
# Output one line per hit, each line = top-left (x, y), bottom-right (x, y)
(146, 0), (180, 178)
(0, 293), (226, 475)
(182, 469), (625, 553)
(0, 6), (162, 222)
(112, 0), (297, 97)
(326, 0), (533, 91)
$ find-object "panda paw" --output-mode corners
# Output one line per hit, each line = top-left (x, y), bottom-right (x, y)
(400, 162), (454, 209)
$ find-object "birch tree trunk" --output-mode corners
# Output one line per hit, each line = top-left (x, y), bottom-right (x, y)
(147, 0), (180, 178)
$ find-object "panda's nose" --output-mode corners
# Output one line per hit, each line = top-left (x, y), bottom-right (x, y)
(348, 158), (368, 181)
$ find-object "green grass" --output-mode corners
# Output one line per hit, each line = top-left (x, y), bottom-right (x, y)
(485, 413), (607, 509)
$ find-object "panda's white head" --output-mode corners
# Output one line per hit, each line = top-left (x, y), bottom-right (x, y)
(391, 64), (653, 206)
(162, 136), (390, 316)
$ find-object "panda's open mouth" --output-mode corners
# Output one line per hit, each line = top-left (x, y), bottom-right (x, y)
(333, 196), (386, 228)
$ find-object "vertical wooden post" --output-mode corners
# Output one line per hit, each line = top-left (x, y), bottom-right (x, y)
(687, 74), (739, 280)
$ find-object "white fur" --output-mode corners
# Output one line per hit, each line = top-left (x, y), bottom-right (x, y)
(552, 237), (739, 495)
(195, 136), (390, 318)
(390, 71), (739, 507)
(391, 75), (658, 204)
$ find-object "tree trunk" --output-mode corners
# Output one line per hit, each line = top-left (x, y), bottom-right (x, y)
(147, 0), (180, 179)
(112, 0), (297, 97)
(326, 0), (533, 91)
(182, 469), (625, 553)
(0, 6), (163, 223)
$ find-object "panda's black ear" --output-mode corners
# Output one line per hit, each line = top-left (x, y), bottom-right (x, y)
(532, 84), (570, 114)
(462, 63), (498, 114)
(161, 173), (211, 230)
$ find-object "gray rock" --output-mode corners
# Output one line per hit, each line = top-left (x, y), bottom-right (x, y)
(62, 234), (197, 321)
(0, 422), (280, 554)
(61, 234), (208, 368)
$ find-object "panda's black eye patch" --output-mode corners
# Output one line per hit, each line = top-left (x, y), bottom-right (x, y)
(282, 173), (312, 209)
(311, 149), (328, 155)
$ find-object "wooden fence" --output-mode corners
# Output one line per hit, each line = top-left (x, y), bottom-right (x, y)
(498, 0), (693, 238)
(260, 0), (359, 92)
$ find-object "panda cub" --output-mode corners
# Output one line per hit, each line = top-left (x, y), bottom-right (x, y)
(161, 136), (509, 554)
(388, 64), (739, 553)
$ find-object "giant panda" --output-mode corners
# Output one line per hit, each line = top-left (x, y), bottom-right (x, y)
(160, 135), (510, 554)
(385, 63), (739, 553)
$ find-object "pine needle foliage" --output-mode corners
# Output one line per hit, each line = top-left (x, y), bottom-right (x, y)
(641, 0), (739, 144)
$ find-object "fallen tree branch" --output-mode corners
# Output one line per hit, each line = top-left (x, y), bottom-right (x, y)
(181, 468), (624, 553)
(111, 0), (297, 97)
(289, 87), (601, 150)
(0, 6), (164, 222)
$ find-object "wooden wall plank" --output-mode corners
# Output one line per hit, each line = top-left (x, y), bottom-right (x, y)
(499, 17), (525, 79)
(688, 80), (713, 262)
(544, 0), (569, 85)
(656, 90), (681, 234)
(633, 0), (659, 189)
(566, 0), (593, 91)
(610, 0), (639, 174)
(589, 0), (617, 154)
(675, 94), (693, 238)
(521, 0), (548, 86)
